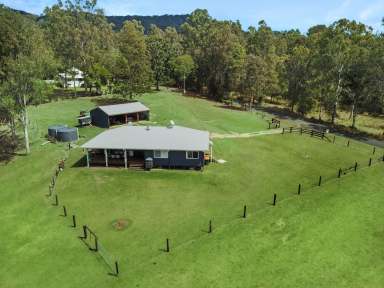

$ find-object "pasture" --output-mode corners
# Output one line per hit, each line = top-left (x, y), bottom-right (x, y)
(1, 90), (383, 288)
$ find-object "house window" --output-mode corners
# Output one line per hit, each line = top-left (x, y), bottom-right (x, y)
(186, 151), (199, 159)
(154, 150), (169, 158)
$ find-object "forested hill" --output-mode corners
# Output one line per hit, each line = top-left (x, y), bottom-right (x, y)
(4, 6), (37, 19)
(0, 4), (189, 33)
(107, 14), (189, 32)
(5, 4), (189, 33)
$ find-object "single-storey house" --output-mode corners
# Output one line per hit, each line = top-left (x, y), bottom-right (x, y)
(58, 67), (84, 88)
(90, 102), (150, 128)
(81, 125), (211, 170)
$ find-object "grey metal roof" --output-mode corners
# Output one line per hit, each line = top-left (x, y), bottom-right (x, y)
(82, 125), (210, 151)
(97, 102), (149, 116)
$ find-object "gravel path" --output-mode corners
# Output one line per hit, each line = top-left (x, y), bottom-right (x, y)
(211, 129), (282, 139)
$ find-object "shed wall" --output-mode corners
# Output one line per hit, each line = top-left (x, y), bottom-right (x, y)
(90, 108), (109, 128)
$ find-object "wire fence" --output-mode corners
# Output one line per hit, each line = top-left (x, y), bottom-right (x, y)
(45, 135), (383, 277)
(282, 126), (330, 140)
(156, 151), (384, 258)
(45, 146), (119, 276)
(306, 154), (383, 189)
(282, 126), (383, 154)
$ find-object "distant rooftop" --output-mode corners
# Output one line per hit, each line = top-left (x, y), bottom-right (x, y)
(97, 102), (150, 116)
(82, 125), (210, 151)
(58, 67), (84, 78)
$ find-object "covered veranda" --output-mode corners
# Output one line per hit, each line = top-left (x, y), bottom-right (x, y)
(108, 111), (147, 126)
(85, 148), (145, 168)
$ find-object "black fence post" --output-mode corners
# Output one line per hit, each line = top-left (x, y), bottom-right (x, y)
(72, 215), (76, 228)
(63, 205), (67, 217)
(268, 122), (271, 129)
(166, 238), (170, 253)
(369, 158), (372, 167)
(94, 236), (98, 252)
(82, 225), (87, 239)
(273, 194), (277, 206)
(318, 176), (322, 186)
(338, 168), (342, 178)
(311, 130), (314, 137)
(289, 127), (292, 133)
(347, 140), (350, 147)
(382, 154), (384, 162)
(243, 205), (247, 218)
(300, 128), (303, 135)
(53, 194), (58, 206)
(298, 184), (301, 195)
(373, 147), (376, 155)
(208, 220), (212, 233)
(115, 261), (119, 276)
(282, 128), (285, 134)
(354, 162), (358, 172)
(333, 135), (336, 143)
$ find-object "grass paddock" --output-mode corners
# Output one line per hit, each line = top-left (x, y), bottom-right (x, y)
(1, 90), (383, 287)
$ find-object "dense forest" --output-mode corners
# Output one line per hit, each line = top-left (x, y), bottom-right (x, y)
(1, 0), (384, 154)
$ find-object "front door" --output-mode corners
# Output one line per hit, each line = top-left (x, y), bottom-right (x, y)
(133, 150), (144, 159)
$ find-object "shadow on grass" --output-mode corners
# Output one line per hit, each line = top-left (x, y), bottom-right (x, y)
(215, 104), (247, 112)
(52, 88), (101, 99)
(71, 156), (87, 168)
(0, 131), (22, 164)
(91, 97), (137, 106)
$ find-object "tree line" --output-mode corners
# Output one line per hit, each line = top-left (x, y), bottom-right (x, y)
(0, 1), (384, 154)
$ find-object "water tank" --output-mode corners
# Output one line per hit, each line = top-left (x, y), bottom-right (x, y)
(144, 157), (153, 171)
(56, 127), (79, 142)
(48, 125), (67, 138)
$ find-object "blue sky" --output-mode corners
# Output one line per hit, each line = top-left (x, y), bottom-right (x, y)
(2, 0), (384, 32)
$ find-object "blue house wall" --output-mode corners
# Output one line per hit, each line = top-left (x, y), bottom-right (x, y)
(144, 150), (204, 169)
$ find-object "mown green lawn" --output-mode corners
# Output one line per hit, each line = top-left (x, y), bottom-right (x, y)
(56, 133), (379, 275)
(139, 90), (276, 133)
(1, 90), (383, 287)
(27, 90), (276, 143)
(134, 164), (384, 288)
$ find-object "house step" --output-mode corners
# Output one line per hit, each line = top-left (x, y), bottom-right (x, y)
(128, 161), (145, 170)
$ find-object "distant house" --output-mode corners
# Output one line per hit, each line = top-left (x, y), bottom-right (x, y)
(58, 68), (84, 88)
(81, 125), (211, 170)
(90, 102), (150, 128)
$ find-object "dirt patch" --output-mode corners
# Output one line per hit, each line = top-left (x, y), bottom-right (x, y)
(111, 219), (131, 231)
